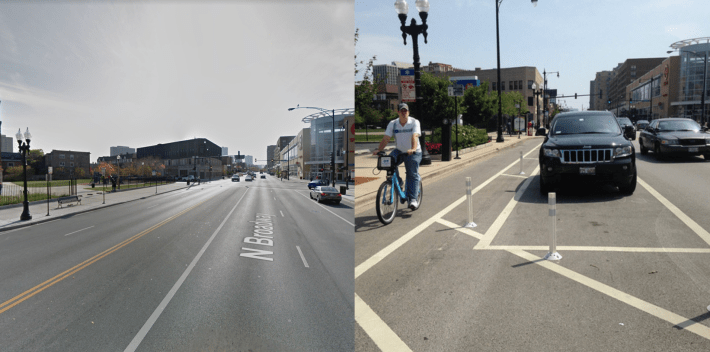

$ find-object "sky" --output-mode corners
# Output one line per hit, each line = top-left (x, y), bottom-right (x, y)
(0, 0), (353, 164)
(355, 0), (710, 112)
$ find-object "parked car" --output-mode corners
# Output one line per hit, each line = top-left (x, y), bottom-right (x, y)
(307, 179), (329, 189)
(181, 175), (195, 182)
(616, 117), (636, 140)
(638, 118), (710, 160)
(539, 111), (636, 195)
(635, 119), (649, 130)
(310, 186), (342, 204)
(232, 174), (240, 182)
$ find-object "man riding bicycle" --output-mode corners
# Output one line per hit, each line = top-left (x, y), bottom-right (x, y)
(372, 102), (422, 210)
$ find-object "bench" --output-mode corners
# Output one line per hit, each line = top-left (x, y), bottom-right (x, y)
(57, 195), (82, 208)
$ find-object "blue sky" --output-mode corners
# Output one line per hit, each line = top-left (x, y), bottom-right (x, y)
(355, 0), (709, 112)
(0, 1), (353, 164)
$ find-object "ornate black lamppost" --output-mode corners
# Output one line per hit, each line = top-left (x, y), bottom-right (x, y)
(16, 128), (32, 221)
(532, 82), (543, 129)
(395, 0), (432, 165)
(543, 69), (559, 127)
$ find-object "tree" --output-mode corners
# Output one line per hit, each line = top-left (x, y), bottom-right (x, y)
(354, 28), (392, 128)
(461, 81), (497, 127)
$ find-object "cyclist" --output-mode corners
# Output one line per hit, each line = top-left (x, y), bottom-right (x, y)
(372, 102), (422, 209)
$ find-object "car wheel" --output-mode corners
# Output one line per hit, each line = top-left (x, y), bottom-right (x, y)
(654, 143), (663, 159)
(317, 196), (323, 203)
(618, 169), (637, 195)
(639, 139), (648, 155)
(539, 174), (551, 195)
(310, 193), (313, 199)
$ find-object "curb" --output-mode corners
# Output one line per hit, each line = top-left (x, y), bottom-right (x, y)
(0, 185), (189, 233)
(354, 137), (540, 211)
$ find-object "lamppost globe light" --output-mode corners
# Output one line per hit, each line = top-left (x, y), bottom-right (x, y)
(24, 127), (31, 141)
(415, 0), (429, 13)
(16, 128), (22, 142)
(394, 0), (408, 14)
(531, 0), (538, 7)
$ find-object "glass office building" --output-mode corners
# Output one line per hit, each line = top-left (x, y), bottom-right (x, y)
(675, 41), (710, 123)
(303, 108), (354, 182)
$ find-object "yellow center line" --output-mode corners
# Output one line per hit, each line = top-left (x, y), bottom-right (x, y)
(0, 197), (212, 315)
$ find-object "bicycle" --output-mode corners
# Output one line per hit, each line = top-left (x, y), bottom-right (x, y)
(375, 151), (423, 225)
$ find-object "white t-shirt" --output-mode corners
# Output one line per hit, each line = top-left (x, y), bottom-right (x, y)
(385, 116), (422, 153)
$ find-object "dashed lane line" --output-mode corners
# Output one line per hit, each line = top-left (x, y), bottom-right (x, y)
(296, 246), (309, 268)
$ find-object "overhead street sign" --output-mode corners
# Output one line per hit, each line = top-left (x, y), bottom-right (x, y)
(448, 84), (464, 97)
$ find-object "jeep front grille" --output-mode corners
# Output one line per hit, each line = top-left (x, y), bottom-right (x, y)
(561, 149), (613, 164)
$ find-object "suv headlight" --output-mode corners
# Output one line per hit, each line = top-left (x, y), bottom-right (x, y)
(613, 146), (633, 158)
(543, 149), (561, 158)
(661, 139), (678, 145)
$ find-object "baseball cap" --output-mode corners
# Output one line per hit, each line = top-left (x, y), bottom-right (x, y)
(398, 103), (409, 111)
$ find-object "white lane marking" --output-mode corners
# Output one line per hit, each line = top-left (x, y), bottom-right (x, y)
(435, 219), (484, 239)
(124, 188), (250, 352)
(64, 226), (95, 237)
(354, 144), (541, 280)
(355, 293), (412, 352)
(507, 249), (710, 340)
(280, 210), (284, 217)
(293, 192), (354, 227)
(147, 205), (158, 209)
(501, 174), (529, 179)
(484, 245), (710, 253)
(474, 165), (539, 249)
(296, 246), (309, 268)
(638, 177), (710, 246)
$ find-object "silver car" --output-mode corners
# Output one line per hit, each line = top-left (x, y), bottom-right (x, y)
(310, 186), (342, 205)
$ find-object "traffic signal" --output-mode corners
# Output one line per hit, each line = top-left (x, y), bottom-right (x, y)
(607, 99), (611, 105)
(574, 93), (577, 99)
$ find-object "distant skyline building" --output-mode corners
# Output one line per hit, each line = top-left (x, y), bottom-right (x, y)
(1, 134), (13, 153)
(266, 145), (277, 168)
(245, 155), (253, 166)
(222, 147), (228, 156)
(110, 146), (135, 157)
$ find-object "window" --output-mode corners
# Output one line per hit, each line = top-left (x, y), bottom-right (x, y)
(70, 162), (74, 167)
(519, 80), (523, 90)
(8, 162), (13, 167)
(509, 81), (513, 90)
(59, 154), (65, 159)
(70, 155), (74, 160)
(513, 81), (517, 90)
(492, 82), (497, 91)
(60, 162), (65, 166)
(528, 80), (533, 89)
(502, 82), (505, 91)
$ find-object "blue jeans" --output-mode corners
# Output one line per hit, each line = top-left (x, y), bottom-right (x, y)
(389, 149), (422, 202)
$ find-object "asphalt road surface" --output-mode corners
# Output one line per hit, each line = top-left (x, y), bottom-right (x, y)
(0, 176), (353, 351)
(355, 137), (710, 351)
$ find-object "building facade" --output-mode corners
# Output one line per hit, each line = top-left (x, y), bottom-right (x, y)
(110, 146), (135, 157)
(138, 138), (223, 179)
(303, 109), (354, 182)
(1, 135), (13, 154)
(608, 58), (666, 114)
(266, 145), (277, 169)
(671, 39), (710, 123)
(589, 70), (614, 111)
(296, 128), (311, 179)
(45, 150), (91, 178)
(625, 56), (681, 121)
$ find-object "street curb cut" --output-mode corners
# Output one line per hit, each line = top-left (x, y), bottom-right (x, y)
(354, 137), (540, 212)
(0, 185), (189, 233)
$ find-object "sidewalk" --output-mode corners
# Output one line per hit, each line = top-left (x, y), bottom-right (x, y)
(354, 131), (543, 213)
(0, 181), (191, 231)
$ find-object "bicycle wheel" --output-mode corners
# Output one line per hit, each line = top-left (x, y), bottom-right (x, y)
(411, 180), (423, 211)
(376, 181), (397, 225)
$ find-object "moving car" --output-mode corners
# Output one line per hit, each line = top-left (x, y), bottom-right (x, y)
(310, 186), (342, 204)
(245, 175), (252, 181)
(539, 111), (637, 195)
(308, 179), (329, 189)
(260, 174), (266, 179)
(635, 119), (649, 130)
(616, 117), (636, 140)
(638, 118), (710, 160)
(232, 174), (240, 182)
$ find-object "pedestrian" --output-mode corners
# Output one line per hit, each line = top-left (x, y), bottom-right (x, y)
(111, 176), (116, 191)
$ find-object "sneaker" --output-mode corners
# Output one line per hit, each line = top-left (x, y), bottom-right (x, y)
(409, 198), (419, 209)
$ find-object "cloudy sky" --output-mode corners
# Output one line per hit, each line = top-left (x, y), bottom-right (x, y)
(0, 0), (353, 164)
(355, 0), (710, 112)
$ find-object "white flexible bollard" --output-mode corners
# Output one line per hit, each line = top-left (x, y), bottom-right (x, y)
(544, 192), (562, 260)
(465, 177), (477, 228)
(519, 150), (525, 175)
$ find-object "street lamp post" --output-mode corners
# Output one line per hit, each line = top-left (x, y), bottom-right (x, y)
(396, 0), (432, 165)
(543, 69), (560, 127)
(16, 128), (32, 221)
(532, 82), (543, 130)
(494, 0), (540, 141)
(116, 155), (121, 190)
